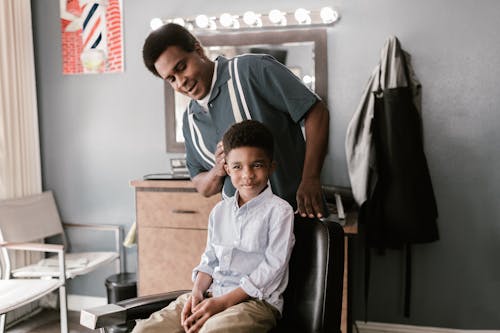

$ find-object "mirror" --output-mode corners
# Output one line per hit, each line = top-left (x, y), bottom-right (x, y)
(164, 28), (328, 153)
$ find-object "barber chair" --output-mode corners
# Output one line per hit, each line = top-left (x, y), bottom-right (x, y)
(81, 216), (345, 333)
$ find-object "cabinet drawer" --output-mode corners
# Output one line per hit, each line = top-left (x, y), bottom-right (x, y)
(138, 227), (208, 296)
(136, 190), (220, 229)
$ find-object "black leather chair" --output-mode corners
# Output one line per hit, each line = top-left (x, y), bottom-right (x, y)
(80, 216), (344, 333)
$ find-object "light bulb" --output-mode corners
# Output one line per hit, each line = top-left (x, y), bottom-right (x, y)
(220, 13), (234, 27)
(302, 75), (313, 84)
(195, 14), (209, 28)
(320, 7), (338, 24)
(243, 11), (258, 26)
(268, 9), (286, 25)
(150, 18), (163, 30)
(294, 8), (311, 24)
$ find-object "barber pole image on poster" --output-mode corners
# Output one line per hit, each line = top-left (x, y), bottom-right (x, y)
(60, 0), (124, 74)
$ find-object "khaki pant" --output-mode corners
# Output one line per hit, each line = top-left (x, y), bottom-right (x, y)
(132, 293), (279, 333)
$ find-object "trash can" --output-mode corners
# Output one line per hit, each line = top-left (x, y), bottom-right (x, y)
(105, 272), (137, 303)
(105, 272), (137, 333)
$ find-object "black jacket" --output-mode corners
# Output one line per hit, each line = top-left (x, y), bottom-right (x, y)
(346, 36), (438, 248)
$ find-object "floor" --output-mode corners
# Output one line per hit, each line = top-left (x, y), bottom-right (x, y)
(6, 309), (96, 333)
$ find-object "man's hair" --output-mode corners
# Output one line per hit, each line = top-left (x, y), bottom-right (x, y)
(142, 23), (200, 77)
(223, 120), (274, 160)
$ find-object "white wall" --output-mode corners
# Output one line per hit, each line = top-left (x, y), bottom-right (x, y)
(31, 0), (500, 329)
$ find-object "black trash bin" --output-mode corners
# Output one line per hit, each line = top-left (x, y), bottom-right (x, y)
(105, 272), (137, 333)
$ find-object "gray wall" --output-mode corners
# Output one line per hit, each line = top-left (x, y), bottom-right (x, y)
(31, 0), (500, 329)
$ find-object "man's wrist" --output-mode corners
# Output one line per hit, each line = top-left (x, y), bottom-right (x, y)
(301, 174), (321, 182)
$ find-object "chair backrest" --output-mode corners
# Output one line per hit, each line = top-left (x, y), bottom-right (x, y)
(276, 216), (344, 333)
(0, 191), (63, 243)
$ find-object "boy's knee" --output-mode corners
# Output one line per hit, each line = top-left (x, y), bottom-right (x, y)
(131, 314), (181, 333)
(198, 315), (229, 333)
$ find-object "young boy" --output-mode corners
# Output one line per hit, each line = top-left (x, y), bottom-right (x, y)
(132, 120), (295, 333)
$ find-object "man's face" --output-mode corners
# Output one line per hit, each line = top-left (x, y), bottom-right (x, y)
(224, 146), (276, 206)
(154, 44), (213, 100)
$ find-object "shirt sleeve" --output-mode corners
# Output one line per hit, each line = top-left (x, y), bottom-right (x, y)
(192, 207), (218, 281)
(182, 107), (208, 179)
(250, 55), (319, 123)
(239, 203), (295, 299)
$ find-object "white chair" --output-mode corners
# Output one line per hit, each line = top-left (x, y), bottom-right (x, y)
(0, 242), (68, 333)
(0, 191), (123, 332)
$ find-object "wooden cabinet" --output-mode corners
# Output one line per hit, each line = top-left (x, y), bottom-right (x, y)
(131, 180), (220, 296)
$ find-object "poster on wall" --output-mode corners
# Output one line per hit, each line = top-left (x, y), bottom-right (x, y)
(60, 0), (124, 74)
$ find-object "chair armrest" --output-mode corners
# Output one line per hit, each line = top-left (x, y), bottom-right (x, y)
(117, 290), (190, 320)
(80, 304), (126, 329)
(63, 222), (124, 270)
(0, 242), (66, 280)
(80, 290), (190, 329)
(1, 241), (63, 253)
(63, 222), (122, 232)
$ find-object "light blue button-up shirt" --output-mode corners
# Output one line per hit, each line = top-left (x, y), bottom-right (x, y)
(192, 186), (295, 313)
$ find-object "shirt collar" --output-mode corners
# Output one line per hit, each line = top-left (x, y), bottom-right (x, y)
(213, 56), (230, 88)
(232, 186), (273, 211)
(196, 60), (218, 112)
(189, 56), (230, 115)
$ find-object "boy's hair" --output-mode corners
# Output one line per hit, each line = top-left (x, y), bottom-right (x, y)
(142, 23), (200, 77)
(223, 120), (274, 160)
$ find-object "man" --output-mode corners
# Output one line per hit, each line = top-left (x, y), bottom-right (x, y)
(142, 23), (329, 218)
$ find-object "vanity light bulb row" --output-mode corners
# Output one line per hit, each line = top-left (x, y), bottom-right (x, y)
(150, 7), (339, 31)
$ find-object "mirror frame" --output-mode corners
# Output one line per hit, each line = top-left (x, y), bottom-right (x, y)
(164, 28), (328, 153)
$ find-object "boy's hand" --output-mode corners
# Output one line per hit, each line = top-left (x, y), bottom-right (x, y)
(182, 297), (227, 333)
(181, 290), (204, 326)
(296, 177), (324, 218)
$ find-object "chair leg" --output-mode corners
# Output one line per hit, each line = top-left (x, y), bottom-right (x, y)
(0, 314), (6, 333)
(59, 286), (69, 333)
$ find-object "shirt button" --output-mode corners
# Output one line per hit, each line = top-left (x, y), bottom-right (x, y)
(209, 103), (213, 108)
(233, 240), (238, 245)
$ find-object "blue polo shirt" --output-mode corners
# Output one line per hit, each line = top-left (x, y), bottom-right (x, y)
(182, 54), (320, 208)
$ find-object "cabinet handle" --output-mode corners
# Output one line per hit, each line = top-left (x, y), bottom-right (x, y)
(172, 209), (198, 214)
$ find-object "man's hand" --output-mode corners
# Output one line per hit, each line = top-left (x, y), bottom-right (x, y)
(182, 297), (227, 333)
(213, 141), (226, 177)
(191, 141), (226, 197)
(300, 100), (329, 219)
(296, 177), (324, 218)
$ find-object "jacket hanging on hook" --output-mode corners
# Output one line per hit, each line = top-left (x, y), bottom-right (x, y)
(345, 36), (439, 316)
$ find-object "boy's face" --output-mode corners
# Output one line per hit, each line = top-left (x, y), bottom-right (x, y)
(224, 146), (275, 206)
(154, 43), (213, 100)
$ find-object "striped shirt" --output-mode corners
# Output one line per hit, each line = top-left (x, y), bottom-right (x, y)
(183, 55), (319, 208)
